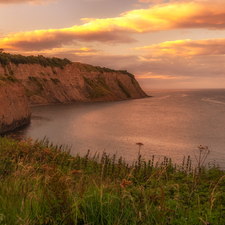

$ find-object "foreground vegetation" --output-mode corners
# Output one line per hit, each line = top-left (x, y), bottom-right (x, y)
(0, 137), (225, 224)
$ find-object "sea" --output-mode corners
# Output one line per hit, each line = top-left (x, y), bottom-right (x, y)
(5, 89), (225, 169)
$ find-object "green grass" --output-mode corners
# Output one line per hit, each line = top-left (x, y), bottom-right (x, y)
(0, 136), (225, 224)
(0, 74), (18, 86)
(28, 76), (44, 90)
(83, 76), (113, 98)
(26, 76), (46, 97)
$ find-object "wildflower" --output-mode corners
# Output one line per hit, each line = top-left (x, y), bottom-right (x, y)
(43, 148), (53, 155)
(136, 142), (144, 147)
(18, 140), (25, 145)
(194, 145), (210, 171)
(199, 145), (205, 149)
(120, 179), (132, 188)
(136, 142), (144, 158)
(28, 138), (33, 143)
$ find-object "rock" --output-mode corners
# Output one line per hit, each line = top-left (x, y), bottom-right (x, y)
(0, 62), (147, 105)
(0, 80), (31, 134)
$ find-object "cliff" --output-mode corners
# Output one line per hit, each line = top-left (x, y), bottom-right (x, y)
(0, 75), (31, 134)
(0, 59), (147, 105)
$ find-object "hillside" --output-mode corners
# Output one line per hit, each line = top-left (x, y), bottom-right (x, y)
(0, 53), (147, 105)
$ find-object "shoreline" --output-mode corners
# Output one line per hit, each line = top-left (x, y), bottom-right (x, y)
(28, 95), (152, 107)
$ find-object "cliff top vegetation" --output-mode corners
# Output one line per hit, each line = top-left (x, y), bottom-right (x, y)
(0, 52), (135, 78)
(76, 62), (135, 79)
(0, 52), (72, 69)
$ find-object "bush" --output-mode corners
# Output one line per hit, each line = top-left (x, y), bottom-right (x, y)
(0, 74), (18, 84)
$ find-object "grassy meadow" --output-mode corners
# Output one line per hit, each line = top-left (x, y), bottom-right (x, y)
(0, 136), (225, 224)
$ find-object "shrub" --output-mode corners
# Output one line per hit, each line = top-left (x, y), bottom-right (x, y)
(0, 74), (18, 83)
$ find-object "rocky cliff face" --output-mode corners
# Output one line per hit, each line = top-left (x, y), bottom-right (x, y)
(0, 62), (147, 105)
(0, 77), (31, 134)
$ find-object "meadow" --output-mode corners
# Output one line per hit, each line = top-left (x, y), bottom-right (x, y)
(0, 136), (225, 224)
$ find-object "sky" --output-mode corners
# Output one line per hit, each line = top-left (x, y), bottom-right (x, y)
(1, 0), (225, 89)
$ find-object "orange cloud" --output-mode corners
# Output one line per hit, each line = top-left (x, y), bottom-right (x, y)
(124, 1), (225, 32)
(135, 38), (225, 56)
(0, 25), (135, 51)
(0, 0), (57, 5)
(20, 47), (100, 57)
(1, 1), (225, 51)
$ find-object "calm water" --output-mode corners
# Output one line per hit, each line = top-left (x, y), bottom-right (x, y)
(8, 89), (225, 168)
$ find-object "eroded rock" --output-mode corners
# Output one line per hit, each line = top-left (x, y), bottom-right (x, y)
(0, 62), (147, 105)
(0, 81), (31, 134)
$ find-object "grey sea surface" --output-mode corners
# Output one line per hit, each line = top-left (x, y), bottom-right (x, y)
(8, 89), (225, 168)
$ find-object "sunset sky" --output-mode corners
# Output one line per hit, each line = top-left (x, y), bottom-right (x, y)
(1, 0), (225, 89)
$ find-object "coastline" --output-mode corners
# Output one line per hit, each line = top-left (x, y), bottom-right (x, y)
(28, 94), (152, 107)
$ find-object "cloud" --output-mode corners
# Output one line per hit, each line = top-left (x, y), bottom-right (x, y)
(2, 1), (225, 51)
(130, 37), (225, 88)
(0, 0), (57, 5)
(18, 47), (100, 58)
(135, 38), (225, 57)
(0, 25), (136, 51)
(134, 53), (225, 88)
(125, 1), (225, 32)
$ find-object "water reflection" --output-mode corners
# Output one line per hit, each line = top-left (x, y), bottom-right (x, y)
(4, 89), (225, 168)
